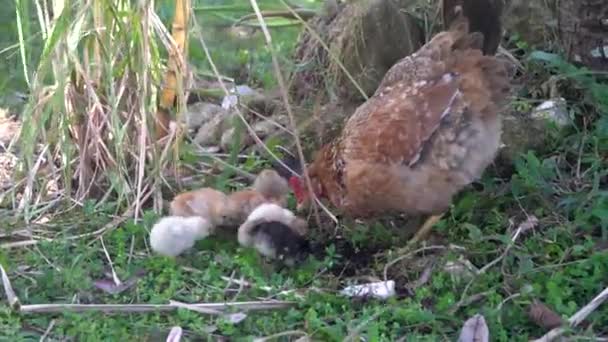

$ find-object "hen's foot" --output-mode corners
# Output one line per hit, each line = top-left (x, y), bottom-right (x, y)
(406, 214), (444, 247)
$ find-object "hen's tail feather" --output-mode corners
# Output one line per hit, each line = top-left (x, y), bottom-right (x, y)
(422, 11), (484, 60)
(477, 57), (511, 104)
(445, 49), (511, 116)
(453, 31), (485, 52)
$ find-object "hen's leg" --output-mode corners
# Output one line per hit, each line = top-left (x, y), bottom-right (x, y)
(407, 213), (444, 247)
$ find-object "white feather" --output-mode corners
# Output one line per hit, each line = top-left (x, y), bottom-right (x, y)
(246, 203), (294, 224)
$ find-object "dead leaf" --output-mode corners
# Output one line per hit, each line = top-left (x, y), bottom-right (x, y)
(458, 314), (489, 342)
(224, 312), (247, 324)
(93, 276), (139, 295)
(405, 262), (434, 292)
(528, 300), (564, 329)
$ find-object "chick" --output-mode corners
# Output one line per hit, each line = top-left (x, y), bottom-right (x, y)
(224, 169), (291, 225)
(224, 190), (270, 226)
(149, 216), (214, 257)
(237, 203), (310, 266)
(169, 188), (230, 226)
(253, 169), (290, 206)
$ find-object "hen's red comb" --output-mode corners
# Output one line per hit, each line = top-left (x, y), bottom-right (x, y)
(288, 176), (305, 202)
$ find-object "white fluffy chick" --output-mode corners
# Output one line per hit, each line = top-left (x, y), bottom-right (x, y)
(149, 216), (214, 257)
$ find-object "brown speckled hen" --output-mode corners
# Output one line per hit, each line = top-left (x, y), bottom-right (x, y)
(288, 3), (510, 242)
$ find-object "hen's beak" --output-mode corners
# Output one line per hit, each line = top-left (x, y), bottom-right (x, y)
(296, 197), (312, 212)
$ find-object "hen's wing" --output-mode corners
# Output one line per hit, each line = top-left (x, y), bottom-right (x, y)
(341, 71), (462, 166)
(341, 17), (509, 166)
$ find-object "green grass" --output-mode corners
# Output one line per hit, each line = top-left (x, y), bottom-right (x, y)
(1, 0), (608, 341)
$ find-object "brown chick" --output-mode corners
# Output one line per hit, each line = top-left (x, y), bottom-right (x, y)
(169, 188), (231, 226)
(288, 3), (510, 243)
(224, 169), (291, 225)
(252, 169), (290, 206)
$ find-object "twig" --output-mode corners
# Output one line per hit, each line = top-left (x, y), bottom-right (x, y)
(477, 223), (523, 275)
(99, 236), (121, 286)
(532, 286), (608, 342)
(451, 218), (527, 314)
(221, 275), (252, 288)
(0, 263), (20, 309)
(234, 9), (317, 25)
(16, 300), (296, 314)
(169, 300), (224, 315)
(39, 319), (56, 342)
(249, 0), (333, 227)
(496, 293), (521, 312)
(1, 239), (51, 249)
(253, 330), (308, 342)
(383, 245), (450, 282)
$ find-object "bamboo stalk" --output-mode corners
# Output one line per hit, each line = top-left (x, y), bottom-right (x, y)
(155, 0), (190, 140)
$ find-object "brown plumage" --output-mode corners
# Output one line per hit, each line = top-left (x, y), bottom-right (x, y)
(169, 169), (290, 228)
(289, 5), (510, 221)
(224, 169), (291, 225)
(169, 188), (231, 226)
(252, 169), (290, 206)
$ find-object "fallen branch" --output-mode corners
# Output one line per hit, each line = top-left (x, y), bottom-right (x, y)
(2, 260), (294, 316)
(532, 286), (608, 342)
(16, 300), (296, 314)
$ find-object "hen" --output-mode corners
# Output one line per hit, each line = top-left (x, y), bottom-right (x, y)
(288, 2), (510, 242)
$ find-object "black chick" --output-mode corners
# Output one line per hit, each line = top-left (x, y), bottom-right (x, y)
(237, 203), (310, 266)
